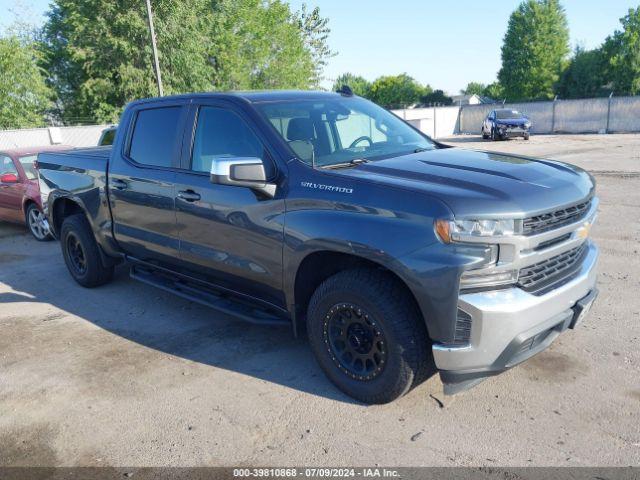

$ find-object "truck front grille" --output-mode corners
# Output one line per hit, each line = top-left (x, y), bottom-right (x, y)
(523, 199), (591, 235)
(518, 243), (588, 295)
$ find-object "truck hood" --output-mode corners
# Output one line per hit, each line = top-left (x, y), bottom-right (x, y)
(332, 148), (594, 218)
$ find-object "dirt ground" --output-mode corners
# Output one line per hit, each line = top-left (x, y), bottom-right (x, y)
(0, 134), (639, 467)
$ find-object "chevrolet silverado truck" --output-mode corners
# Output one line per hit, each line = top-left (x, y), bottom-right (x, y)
(37, 90), (599, 404)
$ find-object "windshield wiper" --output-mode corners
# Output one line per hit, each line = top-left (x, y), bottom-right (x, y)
(413, 147), (431, 153)
(322, 158), (369, 169)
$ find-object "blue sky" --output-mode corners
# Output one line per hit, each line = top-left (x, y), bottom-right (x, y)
(1, 0), (636, 93)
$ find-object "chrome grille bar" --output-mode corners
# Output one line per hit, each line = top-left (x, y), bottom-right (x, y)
(518, 242), (589, 295)
(523, 199), (591, 235)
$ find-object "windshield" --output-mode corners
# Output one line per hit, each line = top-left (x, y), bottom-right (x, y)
(256, 97), (435, 167)
(496, 109), (524, 119)
(18, 155), (37, 180)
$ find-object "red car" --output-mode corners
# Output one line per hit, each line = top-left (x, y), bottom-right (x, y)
(0, 145), (73, 240)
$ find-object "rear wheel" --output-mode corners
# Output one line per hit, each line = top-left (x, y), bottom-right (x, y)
(25, 203), (52, 241)
(306, 268), (430, 404)
(60, 214), (114, 287)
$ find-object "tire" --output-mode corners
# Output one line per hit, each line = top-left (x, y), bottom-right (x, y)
(25, 203), (52, 241)
(524, 133), (530, 140)
(60, 214), (114, 287)
(306, 268), (430, 404)
(482, 133), (489, 140)
(491, 127), (498, 141)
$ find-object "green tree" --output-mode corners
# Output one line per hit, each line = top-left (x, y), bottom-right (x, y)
(498, 0), (570, 100)
(461, 82), (486, 95)
(604, 7), (640, 95)
(556, 45), (609, 98)
(295, 4), (335, 88)
(332, 73), (371, 96)
(42, 0), (214, 123)
(367, 74), (427, 109)
(210, 0), (315, 91)
(41, 0), (331, 124)
(483, 82), (504, 100)
(420, 89), (452, 105)
(0, 36), (52, 129)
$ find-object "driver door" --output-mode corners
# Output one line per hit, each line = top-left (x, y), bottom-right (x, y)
(173, 101), (286, 307)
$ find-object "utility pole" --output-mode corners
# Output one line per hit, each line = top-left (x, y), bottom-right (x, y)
(145, 0), (163, 97)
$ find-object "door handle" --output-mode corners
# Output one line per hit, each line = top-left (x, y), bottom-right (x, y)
(177, 190), (201, 202)
(111, 178), (128, 190)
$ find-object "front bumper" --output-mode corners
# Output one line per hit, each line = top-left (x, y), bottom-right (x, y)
(433, 241), (599, 394)
(498, 127), (529, 137)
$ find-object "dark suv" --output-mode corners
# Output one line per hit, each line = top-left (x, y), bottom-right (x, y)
(482, 109), (531, 140)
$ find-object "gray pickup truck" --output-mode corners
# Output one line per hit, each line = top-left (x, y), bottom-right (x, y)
(37, 90), (599, 403)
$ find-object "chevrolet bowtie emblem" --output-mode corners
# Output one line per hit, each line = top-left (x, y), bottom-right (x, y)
(577, 222), (591, 239)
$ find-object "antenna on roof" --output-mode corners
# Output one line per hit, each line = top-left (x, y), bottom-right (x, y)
(336, 85), (353, 97)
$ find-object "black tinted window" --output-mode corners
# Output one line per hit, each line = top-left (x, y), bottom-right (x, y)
(129, 107), (182, 167)
(100, 128), (116, 146)
(191, 107), (269, 175)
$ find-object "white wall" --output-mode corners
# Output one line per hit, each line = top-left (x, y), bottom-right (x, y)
(457, 95), (640, 135)
(0, 125), (110, 150)
(392, 106), (460, 138)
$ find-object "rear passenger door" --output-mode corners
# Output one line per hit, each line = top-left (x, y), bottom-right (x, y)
(0, 155), (24, 223)
(173, 101), (286, 307)
(108, 101), (188, 266)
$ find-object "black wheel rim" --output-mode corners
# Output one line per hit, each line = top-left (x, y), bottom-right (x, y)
(66, 233), (87, 276)
(323, 303), (387, 381)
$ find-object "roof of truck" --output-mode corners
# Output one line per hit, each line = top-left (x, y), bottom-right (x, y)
(129, 90), (351, 107)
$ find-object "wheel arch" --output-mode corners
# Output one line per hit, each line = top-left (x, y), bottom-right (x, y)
(22, 198), (37, 217)
(50, 196), (86, 238)
(291, 250), (429, 338)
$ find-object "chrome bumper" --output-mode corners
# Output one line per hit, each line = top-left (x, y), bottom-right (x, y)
(433, 241), (598, 381)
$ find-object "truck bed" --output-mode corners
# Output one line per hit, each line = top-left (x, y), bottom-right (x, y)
(37, 146), (113, 249)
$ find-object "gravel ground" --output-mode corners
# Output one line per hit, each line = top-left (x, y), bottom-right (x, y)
(0, 134), (639, 467)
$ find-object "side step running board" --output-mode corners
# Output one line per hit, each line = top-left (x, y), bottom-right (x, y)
(130, 265), (289, 327)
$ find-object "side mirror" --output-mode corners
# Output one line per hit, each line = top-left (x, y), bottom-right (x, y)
(0, 173), (18, 184)
(210, 157), (276, 198)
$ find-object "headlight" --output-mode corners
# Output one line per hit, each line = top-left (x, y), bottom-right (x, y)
(435, 219), (518, 243)
(524, 121), (531, 128)
(460, 269), (518, 290)
(434, 218), (521, 290)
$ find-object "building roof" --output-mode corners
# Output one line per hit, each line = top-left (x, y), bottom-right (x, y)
(451, 94), (496, 104)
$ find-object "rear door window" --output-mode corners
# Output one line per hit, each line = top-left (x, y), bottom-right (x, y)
(128, 107), (183, 168)
(1, 156), (18, 176)
(18, 155), (37, 180)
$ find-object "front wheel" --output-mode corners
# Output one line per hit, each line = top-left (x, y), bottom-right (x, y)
(306, 268), (431, 404)
(60, 214), (114, 287)
(524, 133), (530, 140)
(25, 203), (52, 241)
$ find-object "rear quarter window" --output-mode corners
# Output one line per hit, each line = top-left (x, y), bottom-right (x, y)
(128, 107), (183, 168)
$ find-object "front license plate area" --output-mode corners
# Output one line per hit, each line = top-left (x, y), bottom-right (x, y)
(570, 288), (598, 329)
